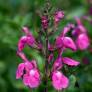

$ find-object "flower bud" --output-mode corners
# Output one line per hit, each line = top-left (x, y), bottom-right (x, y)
(48, 53), (54, 63)
(53, 56), (63, 71)
(54, 11), (64, 23)
(41, 16), (49, 30)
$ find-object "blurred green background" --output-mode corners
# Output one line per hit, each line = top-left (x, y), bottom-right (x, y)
(0, 0), (92, 92)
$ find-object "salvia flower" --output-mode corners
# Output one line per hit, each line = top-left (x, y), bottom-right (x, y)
(23, 68), (41, 88)
(52, 71), (69, 90)
(18, 27), (36, 51)
(72, 17), (90, 50)
(16, 60), (41, 88)
(55, 36), (76, 51)
(16, 6), (89, 91)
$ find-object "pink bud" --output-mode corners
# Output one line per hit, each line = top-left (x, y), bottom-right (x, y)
(76, 34), (90, 50)
(18, 36), (27, 51)
(63, 37), (77, 51)
(16, 63), (25, 79)
(48, 43), (54, 51)
(48, 53), (54, 63)
(52, 71), (69, 90)
(74, 17), (82, 25)
(23, 69), (41, 88)
(22, 27), (30, 35)
(41, 16), (48, 30)
(53, 56), (63, 70)
(63, 57), (80, 66)
(17, 51), (28, 61)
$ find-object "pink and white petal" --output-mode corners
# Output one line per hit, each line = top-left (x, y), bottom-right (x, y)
(61, 74), (69, 88)
(52, 71), (69, 90)
(28, 69), (41, 88)
(52, 71), (63, 90)
(63, 57), (80, 66)
(63, 37), (77, 51)
(16, 63), (25, 79)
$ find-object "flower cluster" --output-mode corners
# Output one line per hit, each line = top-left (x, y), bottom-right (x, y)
(16, 10), (90, 91)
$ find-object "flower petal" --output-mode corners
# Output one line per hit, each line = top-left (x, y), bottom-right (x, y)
(23, 74), (30, 86)
(18, 36), (27, 51)
(52, 71), (69, 90)
(29, 69), (41, 88)
(63, 37), (77, 51)
(16, 63), (25, 79)
(63, 57), (80, 66)
(55, 36), (63, 48)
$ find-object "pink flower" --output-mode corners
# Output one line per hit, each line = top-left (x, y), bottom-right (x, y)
(76, 34), (90, 50)
(55, 36), (76, 51)
(52, 71), (69, 90)
(23, 69), (41, 88)
(54, 11), (64, 23)
(16, 60), (41, 88)
(63, 57), (80, 66)
(18, 35), (35, 51)
(16, 61), (33, 79)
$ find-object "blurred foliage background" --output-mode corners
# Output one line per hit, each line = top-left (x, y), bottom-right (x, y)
(0, 0), (92, 92)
